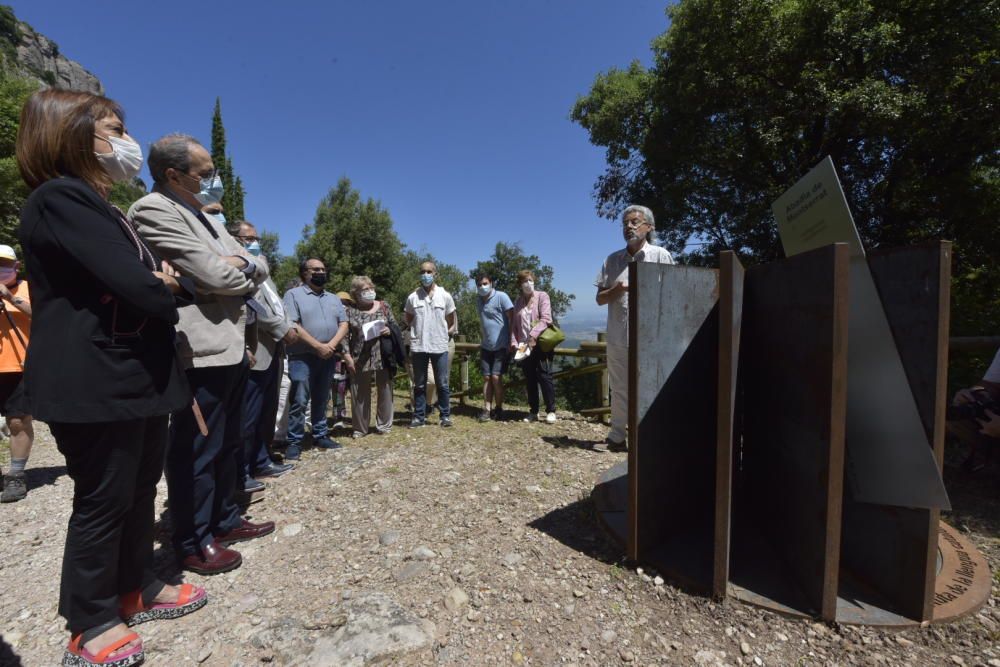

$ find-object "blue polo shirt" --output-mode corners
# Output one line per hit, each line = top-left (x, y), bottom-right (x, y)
(476, 289), (513, 351)
(282, 284), (346, 356)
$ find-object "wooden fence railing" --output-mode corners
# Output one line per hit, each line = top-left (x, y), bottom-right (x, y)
(443, 333), (999, 420)
(449, 333), (612, 417)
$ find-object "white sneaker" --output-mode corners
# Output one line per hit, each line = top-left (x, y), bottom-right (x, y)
(546, 412), (557, 424)
(523, 413), (538, 423)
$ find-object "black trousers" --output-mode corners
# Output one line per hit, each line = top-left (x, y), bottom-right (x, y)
(166, 360), (247, 557)
(52, 415), (167, 633)
(523, 346), (556, 413)
(242, 353), (282, 477)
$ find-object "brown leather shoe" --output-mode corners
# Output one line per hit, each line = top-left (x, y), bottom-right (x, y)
(180, 540), (242, 575)
(215, 518), (276, 545)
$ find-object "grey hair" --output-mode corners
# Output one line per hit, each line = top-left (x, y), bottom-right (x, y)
(623, 204), (656, 242)
(350, 275), (374, 297)
(148, 133), (201, 184)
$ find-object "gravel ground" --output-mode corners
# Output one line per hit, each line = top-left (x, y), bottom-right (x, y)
(0, 403), (997, 666)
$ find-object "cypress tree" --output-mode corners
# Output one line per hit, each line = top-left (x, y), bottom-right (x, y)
(209, 98), (245, 219)
(232, 176), (246, 221)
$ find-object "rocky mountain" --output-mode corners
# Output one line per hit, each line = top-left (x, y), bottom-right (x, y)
(0, 6), (102, 93)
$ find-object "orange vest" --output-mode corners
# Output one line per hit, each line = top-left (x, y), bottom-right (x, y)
(0, 281), (30, 372)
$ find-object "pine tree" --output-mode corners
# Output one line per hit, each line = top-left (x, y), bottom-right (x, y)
(209, 98), (245, 219)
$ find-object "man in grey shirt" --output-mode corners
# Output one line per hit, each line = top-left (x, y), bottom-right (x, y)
(282, 258), (349, 459)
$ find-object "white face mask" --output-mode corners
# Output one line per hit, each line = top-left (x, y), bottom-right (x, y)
(94, 134), (143, 183)
(360, 289), (376, 302)
(521, 280), (534, 295)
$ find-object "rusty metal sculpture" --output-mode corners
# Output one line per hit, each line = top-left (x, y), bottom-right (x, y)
(593, 242), (990, 626)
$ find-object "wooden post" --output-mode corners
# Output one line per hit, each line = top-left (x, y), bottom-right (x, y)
(598, 331), (609, 423)
(458, 334), (469, 406)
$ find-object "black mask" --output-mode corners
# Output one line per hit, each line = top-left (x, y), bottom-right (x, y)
(309, 273), (328, 287)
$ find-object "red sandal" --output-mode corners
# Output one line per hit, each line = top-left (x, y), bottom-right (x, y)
(119, 583), (208, 626)
(63, 631), (144, 666)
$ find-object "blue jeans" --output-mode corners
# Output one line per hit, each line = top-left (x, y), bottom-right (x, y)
(411, 351), (450, 420)
(287, 354), (337, 446)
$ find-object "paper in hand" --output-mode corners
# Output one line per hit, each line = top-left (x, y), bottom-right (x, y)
(362, 319), (387, 341)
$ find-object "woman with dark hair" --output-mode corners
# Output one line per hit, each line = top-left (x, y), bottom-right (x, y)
(510, 269), (558, 424)
(17, 88), (206, 667)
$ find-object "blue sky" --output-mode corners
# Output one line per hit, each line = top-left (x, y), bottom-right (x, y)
(12, 0), (671, 321)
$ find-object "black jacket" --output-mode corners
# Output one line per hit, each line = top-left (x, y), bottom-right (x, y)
(381, 317), (406, 378)
(19, 177), (191, 422)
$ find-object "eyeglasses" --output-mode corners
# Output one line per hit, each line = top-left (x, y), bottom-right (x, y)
(178, 168), (218, 183)
(623, 217), (649, 228)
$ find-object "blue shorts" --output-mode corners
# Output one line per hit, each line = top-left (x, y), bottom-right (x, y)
(480, 347), (509, 377)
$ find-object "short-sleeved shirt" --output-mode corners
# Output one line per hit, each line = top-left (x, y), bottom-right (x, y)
(0, 281), (30, 373)
(282, 284), (346, 356)
(595, 242), (675, 346)
(404, 285), (456, 354)
(985, 348), (1000, 383)
(476, 289), (513, 351)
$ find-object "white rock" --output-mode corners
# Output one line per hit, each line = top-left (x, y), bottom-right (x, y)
(502, 552), (522, 568)
(411, 546), (436, 561)
(197, 643), (215, 663)
(443, 587), (469, 613)
(282, 523), (303, 537)
(307, 593), (433, 665)
(694, 650), (728, 667)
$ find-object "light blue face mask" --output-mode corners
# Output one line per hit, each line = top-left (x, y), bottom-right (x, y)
(477, 284), (491, 297)
(206, 211), (226, 226)
(419, 273), (434, 288)
(194, 175), (224, 206)
(245, 241), (261, 256)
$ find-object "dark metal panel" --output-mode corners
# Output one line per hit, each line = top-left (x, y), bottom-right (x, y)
(735, 243), (849, 621)
(842, 256), (950, 510)
(840, 242), (952, 621)
(629, 262), (720, 591)
(713, 251), (744, 600)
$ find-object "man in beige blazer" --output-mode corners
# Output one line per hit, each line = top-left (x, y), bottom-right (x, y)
(130, 133), (275, 576)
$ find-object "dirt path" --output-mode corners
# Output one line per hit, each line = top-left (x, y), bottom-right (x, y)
(0, 408), (997, 666)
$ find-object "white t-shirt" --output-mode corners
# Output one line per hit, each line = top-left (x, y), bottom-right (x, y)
(595, 242), (675, 347)
(404, 285), (456, 354)
(984, 348), (1000, 383)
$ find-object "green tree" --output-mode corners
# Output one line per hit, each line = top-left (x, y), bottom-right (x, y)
(232, 175), (246, 221)
(468, 242), (575, 319)
(210, 98), (245, 220)
(0, 70), (36, 249)
(294, 177), (408, 303)
(572, 0), (1000, 336)
(259, 230), (280, 261)
(107, 177), (147, 212)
